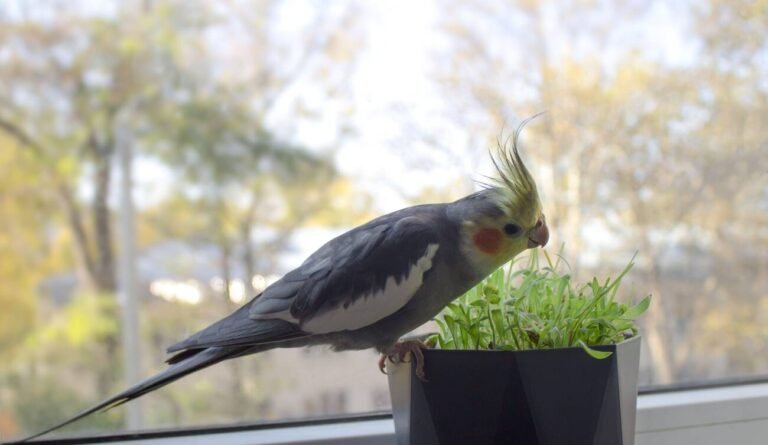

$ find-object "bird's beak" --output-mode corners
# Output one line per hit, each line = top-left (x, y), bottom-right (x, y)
(527, 215), (549, 248)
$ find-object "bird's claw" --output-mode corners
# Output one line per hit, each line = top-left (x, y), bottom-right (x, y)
(378, 340), (428, 381)
(378, 354), (389, 375)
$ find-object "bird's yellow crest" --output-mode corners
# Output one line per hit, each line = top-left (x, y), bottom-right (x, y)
(486, 117), (543, 227)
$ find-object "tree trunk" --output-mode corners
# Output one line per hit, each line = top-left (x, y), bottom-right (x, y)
(241, 221), (256, 294)
(55, 182), (98, 289)
(87, 136), (120, 396)
(91, 143), (116, 293)
(218, 241), (248, 414)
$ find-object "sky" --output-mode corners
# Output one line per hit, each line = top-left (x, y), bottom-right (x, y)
(270, 0), (474, 212)
(129, 0), (470, 212)
(272, 0), (699, 213)
(4, 0), (701, 214)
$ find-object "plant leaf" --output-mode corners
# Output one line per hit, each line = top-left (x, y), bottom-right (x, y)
(622, 295), (651, 320)
(578, 340), (613, 359)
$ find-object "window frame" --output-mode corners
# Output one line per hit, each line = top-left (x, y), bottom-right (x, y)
(13, 379), (768, 445)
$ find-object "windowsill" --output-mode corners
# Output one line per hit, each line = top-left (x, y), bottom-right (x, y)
(9, 382), (768, 445)
(636, 381), (768, 445)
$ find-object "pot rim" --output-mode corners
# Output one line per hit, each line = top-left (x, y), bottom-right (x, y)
(422, 333), (641, 355)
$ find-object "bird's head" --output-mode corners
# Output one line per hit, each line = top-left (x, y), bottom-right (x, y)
(456, 133), (548, 271)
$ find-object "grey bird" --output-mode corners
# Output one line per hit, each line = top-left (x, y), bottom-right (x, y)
(22, 132), (548, 441)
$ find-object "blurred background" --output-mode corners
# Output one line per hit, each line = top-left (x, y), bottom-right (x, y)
(1, 0), (766, 440)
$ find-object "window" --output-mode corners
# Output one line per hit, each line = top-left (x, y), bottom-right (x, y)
(1, 0), (766, 442)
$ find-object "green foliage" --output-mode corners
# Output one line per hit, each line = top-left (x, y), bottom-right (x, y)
(428, 249), (651, 359)
(0, 138), (65, 361)
(31, 292), (119, 349)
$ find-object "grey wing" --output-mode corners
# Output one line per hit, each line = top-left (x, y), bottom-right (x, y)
(249, 215), (441, 334)
(165, 299), (305, 355)
(168, 214), (440, 354)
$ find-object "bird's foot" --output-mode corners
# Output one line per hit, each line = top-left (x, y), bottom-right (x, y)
(378, 340), (428, 381)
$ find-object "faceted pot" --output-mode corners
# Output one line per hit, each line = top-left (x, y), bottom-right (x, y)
(387, 336), (641, 445)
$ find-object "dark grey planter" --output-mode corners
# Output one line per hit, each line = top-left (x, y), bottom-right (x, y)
(387, 336), (641, 445)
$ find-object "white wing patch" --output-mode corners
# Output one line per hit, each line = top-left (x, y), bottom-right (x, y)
(249, 309), (298, 323)
(301, 243), (440, 334)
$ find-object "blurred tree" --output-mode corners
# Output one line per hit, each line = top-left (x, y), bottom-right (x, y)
(0, 0), (365, 433)
(0, 140), (42, 361)
(136, 1), (362, 417)
(1, 4), (167, 293)
(0, 135), (102, 437)
(0, 1), (219, 403)
(435, 0), (768, 383)
(150, 89), (336, 295)
(0, 0), (361, 296)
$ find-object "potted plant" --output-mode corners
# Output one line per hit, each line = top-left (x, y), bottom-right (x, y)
(387, 250), (650, 445)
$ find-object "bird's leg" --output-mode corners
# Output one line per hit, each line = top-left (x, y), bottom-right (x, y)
(378, 340), (428, 381)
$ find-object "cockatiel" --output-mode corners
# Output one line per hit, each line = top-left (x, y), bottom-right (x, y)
(23, 128), (548, 441)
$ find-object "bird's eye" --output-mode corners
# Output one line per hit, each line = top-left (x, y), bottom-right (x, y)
(503, 223), (521, 236)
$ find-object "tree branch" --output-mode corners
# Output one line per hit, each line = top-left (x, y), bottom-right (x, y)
(0, 116), (45, 155)
(0, 113), (99, 287)
(57, 181), (98, 286)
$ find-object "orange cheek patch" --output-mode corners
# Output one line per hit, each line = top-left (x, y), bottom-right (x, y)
(473, 228), (503, 255)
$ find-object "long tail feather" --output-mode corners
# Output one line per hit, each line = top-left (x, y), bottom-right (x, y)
(19, 346), (244, 442)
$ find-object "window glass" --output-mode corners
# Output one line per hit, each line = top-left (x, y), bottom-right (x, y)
(1, 0), (765, 440)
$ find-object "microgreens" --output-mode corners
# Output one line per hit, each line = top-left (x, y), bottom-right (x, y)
(428, 248), (651, 359)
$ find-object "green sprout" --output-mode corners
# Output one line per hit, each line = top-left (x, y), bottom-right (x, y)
(427, 247), (651, 359)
